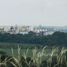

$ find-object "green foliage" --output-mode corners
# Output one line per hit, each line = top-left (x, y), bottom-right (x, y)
(0, 32), (67, 46)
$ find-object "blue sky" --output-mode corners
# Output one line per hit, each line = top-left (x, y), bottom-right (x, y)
(0, 0), (67, 26)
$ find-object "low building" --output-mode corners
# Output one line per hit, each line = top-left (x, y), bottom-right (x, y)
(0, 27), (5, 33)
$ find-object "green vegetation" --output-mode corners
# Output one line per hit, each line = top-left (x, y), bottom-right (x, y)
(0, 32), (67, 46)
(0, 31), (67, 67)
(0, 46), (67, 67)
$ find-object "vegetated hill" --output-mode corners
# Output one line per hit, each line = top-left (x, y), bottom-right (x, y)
(0, 32), (67, 46)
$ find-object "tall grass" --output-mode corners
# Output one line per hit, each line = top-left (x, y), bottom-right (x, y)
(0, 46), (67, 67)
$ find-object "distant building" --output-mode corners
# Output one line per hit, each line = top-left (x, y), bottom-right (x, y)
(18, 26), (30, 34)
(7, 25), (30, 34)
(0, 25), (55, 35)
(30, 26), (55, 36)
(0, 27), (5, 33)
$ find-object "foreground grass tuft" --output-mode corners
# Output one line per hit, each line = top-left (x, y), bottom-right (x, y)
(0, 46), (67, 67)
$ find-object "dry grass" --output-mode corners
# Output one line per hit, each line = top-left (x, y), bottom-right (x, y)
(0, 46), (67, 67)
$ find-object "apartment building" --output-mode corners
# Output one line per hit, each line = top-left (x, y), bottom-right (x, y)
(0, 25), (54, 35)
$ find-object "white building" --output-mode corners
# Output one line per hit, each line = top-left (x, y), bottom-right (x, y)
(0, 27), (4, 33)
(0, 25), (54, 35)
(7, 25), (31, 34)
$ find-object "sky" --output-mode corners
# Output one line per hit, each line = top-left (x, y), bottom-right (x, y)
(0, 0), (67, 26)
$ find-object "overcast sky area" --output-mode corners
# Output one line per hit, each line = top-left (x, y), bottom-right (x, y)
(0, 0), (67, 26)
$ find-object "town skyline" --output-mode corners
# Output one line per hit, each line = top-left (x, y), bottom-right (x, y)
(0, 25), (67, 35)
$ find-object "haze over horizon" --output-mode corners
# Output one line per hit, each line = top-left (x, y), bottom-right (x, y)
(0, 0), (67, 26)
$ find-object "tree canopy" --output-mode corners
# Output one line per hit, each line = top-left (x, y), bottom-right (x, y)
(0, 32), (67, 46)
